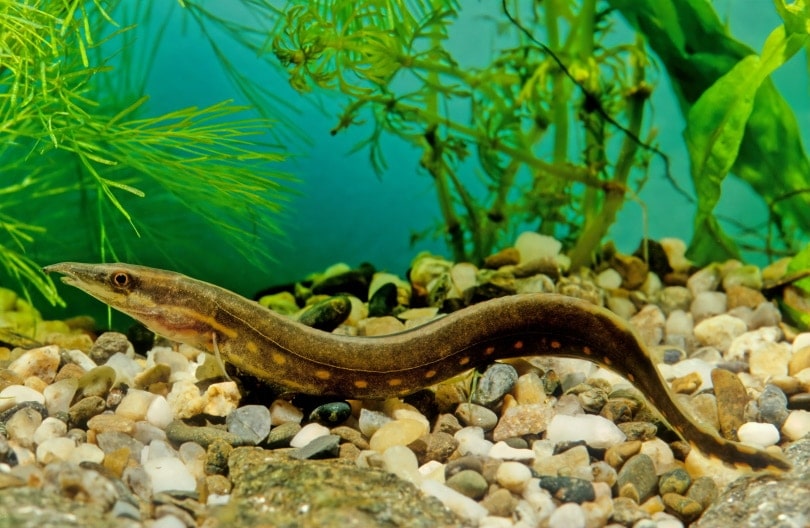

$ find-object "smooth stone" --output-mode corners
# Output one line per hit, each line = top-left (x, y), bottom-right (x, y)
(358, 408), (391, 438)
(604, 440), (642, 468)
(488, 441), (535, 461)
(725, 285), (766, 310)
(492, 403), (555, 442)
(750, 342), (792, 378)
(658, 358), (716, 393)
(264, 421), (301, 449)
(0, 385), (45, 412)
(226, 405), (272, 445)
(7, 345), (60, 383)
(545, 414), (625, 449)
(533, 445), (590, 477)
(269, 399), (304, 425)
(685, 476), (718, 509)
(164, 420), (242, 448)
(480, 487), (518, 517)
(756, 384), (790, 429)
(35, 437), (76, 463)
(146, 396), (173, 429)
(495, 461), (532, 492)
(514, 232), (563, 265)
(725, 326), (782, 362)
(133, 363), (171, 389)
(722, 265), (762, 290)
(290, 434), (341, 460)
(43, 378), (79, 415)
(298, 296), (352, 332)
(690, 291), (727, 322)
(472, 363), (518, 407)
(617, 421), (658, 442)
(658, 468), (691, 495)
(455, 403), (498, 431)
(687, 265), (721, 296)
(693, 314), (746, 352)
(484, 247), (520, 269)
(629, 305), (666, 347)
(748, 302), (782, 329)
(610, 496), (650, 525)
(5, 407), (42, 448)
(143, 456), (196, 493)
(115, 389), (156, 421)
(513, 372), (549, 405)
(661, 493), (703, 523)
(77, 366), (116, 399)
(711, 368), (747, 441)
(369, 419), (427, 452)
(289, 422), (331, 448)
(104, 353), (143, 387)
(87, 413), (136, 434)
(608, 296), (638, 319)
(33, 416), (68, 445)
(616, 453), (658, 503)
(537, 476), (596, 503)
(331, 425), (370, 450)
(665, 310), (693, 337)
(548, 502), (586, 528)
(445, 469), (488, 500)
(657, 286), (692, 315)
(68, 442), (105, 465)
(365, 283), (397, 317)
(596, 269), (623, 290)
(639, 438), (676, 474)
(420, 479), (489, 523)
(789, 346), (810, 376)
(737, 422), (780, 447)
(453, 426), (493, 457)
(781, 410), (810, 441)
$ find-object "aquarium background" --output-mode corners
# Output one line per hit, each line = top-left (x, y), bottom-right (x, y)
(12, 1), (810, 319)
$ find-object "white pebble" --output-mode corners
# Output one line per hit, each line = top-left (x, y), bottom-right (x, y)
(479, 516), (515, 528)
(0, 385), (45, 412)
(737, 422), (780, 447)
(151, 515), (187, 528)
(793, 332), (810, 352)
(269, 399), (304, 425)
(106, 352), (144, 386)
(639, 438), (676, 473)
(146, 396), (174, 429)
(201, 381), (240, 416)
(690, 291), (727, 321)
(693, 314), (746, 352)
(382, 445), (421, 484)
(143, 457), (197, 493)
(290, 423), (331, 448)
(495, 461), (532, 492)
(781, 410), (810, 441)
(454, 426), (493, 456)
(116, 389), (156, 421)
(64, 349), (97, 371)
(33, 417), (68, 445)
(548, 502), (586, 528)
(36, 437), (76, 464)
(420, 479), (489, 523)
(545, 415), (625, 449)
(358, 408), (391, 438)
(488, 441), (535, 461)
(43, 378), (78, 415)
(7, 345), (60, 383)
(143, 440), (177, 462)
(596, 269), (622, 290)
(68, 443), (105, 465)
(418, 460), (445, 482)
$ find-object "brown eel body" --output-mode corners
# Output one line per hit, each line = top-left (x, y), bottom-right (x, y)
(44, 262), (791, 472)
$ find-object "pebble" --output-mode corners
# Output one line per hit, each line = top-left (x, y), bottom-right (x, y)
(264, 421), (301, 448)
(757, 384), (790, 428)
(408, 432), (457, 464)
(658, 468), (691, 495)
(548, 502), (586, 528)
(290, 434), (341, 460)
(690, 291), (727, 321)
(420, 479), (489, 523)
(455, 403), (498, 431)
(33, 416), (68, 445)
(492, 403), (554, 442)
(116, 389), (157, 421)
(87, 413), (135, 434)
(89, 332), (133, 363)
(146, 396), (173, 429)
(749, 342), (792, 377)
(143, 456), (196, 493)
(685, 476), (718, 509)
(289, 422), (331, 448)
(0, 385), (45, 411)
(369, 419), (426, 452)
(616, 453), (658, 503)
(789, 345), (810, 375)
(780, 409), (810, 441)
(480, 487), (518, 517)
(269, 399), (304, 425)
(35, 437), (76, 463)
(537, 476), (595, 503)
(164, 420), (241, 448)
(226, 405), (272, 445)
(454, 426), (493, 457)
(693, 314), (746, 352)
(488, 441), (534, 461)
(445, 469), (488, 499)
(472, 363), (518, 406)
(7, 345), (60, 383)
(545, 414), (625, 449)
(358, 408), (391, 438)
(630, 305), (666, 347)
(495, 461), (532, 492)
(42, 378), (79, 415)
(309, 401), (352, 424)
(736, 421), (780, 447)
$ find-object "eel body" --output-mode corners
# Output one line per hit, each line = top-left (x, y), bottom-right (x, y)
(44, 262), (791, 472)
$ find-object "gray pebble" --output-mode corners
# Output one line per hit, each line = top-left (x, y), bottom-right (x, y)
(445, 469), (488, 500)
(290, 434), (340, 460)
(264, 421), (302, 449)
(112, 499), (142, 520)
(89, 332), (133, 363)
(165, 420), (243, 448)
(617, 453), (658, 503)
(472, 363), (518, 407)
(226, 405), (272, 445)
(455, 403), (498, 431)
(758, 384), (790, 428)
(537, 475), (596, 503)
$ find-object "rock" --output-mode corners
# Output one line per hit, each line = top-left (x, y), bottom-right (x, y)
(484, 247), (520, 269)
(722, 265), (763, 291)
(488, 441), (534, 461)
(533, 444), (590, 477)
(143, 456), (196, 493)
(685, 476), (718, 510)
(420, 479), (488, 524)
(537, 476), (595, 503)
(43, 378), (79, 416)
(264, 421), (301, 449)
(658, 468), (691, 495)
(257, 291), (299, 314)
(358, 408), (391, 438)
(369, 419), (427, 452)
(77, 366), (116, 399)
(725, 285), (767, 310)
(610, 496), (650, 525)
(358, 316), (405, 336)
(657, 287), (693, 315)
(693, 314), (747, 352)
(495, 461), (532, 492)
(164, 420), (242, 448)
(749, 342), (792, 378)
(269, 399), (304, 425)
(226, 405), (272, 445)
(367, 283), (399, 317)
(616, 421), (658, 442)
(545, 414), (626, 449)
(89, 332), (133, 363)
(331, 425), (370, 451)
(687, 265), (721, 296)
(7, 345), (60, 383)
(726, 326), (782, 362)
(690, 292), (727, 322)
(454, 426), (493, 457)
(596, 269), (623, 290)
(616, 454), (658, 503)
(629, 305), (666, 347)
(662, 492), (703, 523)
(789, 346), (810, 376)
(87, 413), (135, 435)
(781, 410), (810, 441)
(514, 232), (567, 270)
(480, 487), (518, 517)
(290, 434), (341, 460)
(711, 368), (747, 440)
(757, 384), (790, 428)
(445, 469), (488, 499)
(290, 423), (331, 448)
(0, 385), (45, 412)
(6, 407), (43, 448)
(471, 363), (518, 407)
(737, 422), (780, 447)
(455, 403), (498, 431)
(298, 295), (352, 331)
(408, 432), (457, 464)
(492, 403), (554, 442)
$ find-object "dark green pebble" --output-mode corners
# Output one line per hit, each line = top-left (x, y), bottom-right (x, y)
(537, 476), (596, 503)
(368, 282), (399, 317)
(298, 296), (352, 332)
(309, 401), (352, 425)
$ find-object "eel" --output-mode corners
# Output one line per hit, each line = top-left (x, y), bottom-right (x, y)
(44, 262), (791, 472)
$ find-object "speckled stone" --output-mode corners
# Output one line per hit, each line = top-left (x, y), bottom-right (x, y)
(226, 404), (271, 445)
(658, 468), (691, 495)
(455, 403), (498, 431)
(89, 332), (133, 363)
(408, 432), (458, 465)
(290, 434), (341, 460)
(662, 492), (703, 523)
(471, 363), (518, 407)
(616, 453), (658, 503)
(165, 420), (243, 448)
(480, 487), (518, 517)
(205, 439), (233, 476)
(605, 440), (642, 469)
(537, 475), (596, 503)
(610, 496), (650, 525)
(686, 476), (719, 510)
(68, 396), (106, 428)
(492, 403), (554, 442)
(711, 368), (746, 441)
(617, 421), (658, 441)
(629, 305), (666, 347)
(264, 421), (301, 449)
(309, 401), (352, 425)
(214, 446), (463, 527)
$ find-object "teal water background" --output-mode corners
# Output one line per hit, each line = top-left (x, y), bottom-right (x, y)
(39, 2), (810, 316)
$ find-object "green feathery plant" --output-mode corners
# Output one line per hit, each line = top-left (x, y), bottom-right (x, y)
(0, 0), (293, 307)
(184, 0), (809, 269)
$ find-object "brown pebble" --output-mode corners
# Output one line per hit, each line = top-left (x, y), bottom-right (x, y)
(445, 455), (484, 478)
(711, 368), (746, 441)
(605, 440), (642, 469)
(205, 439), (233, 475)
(205, 474), (232, 496)
(600, 398), (637, 423)
(432, 413), (462, 435)
(87, 413), (135, 434)
(725, 285), (766, 310)
(331, 425), (370, 450)
(484, 247), (520, 269)
(0, 369), (23, 392)
(617, 421), (658, 441)
(408, 432), (458, 465)
(102, 447), (131, 478)
(68, 396), (107, 428)
(339, 442), (361, 461)
(789, 346), (810, 376)
(480, 488), (518, 517)
(662, 492), (703, 523)
(686, 476), (718, 509)
(133, 363), (171, 389)
(613, 253), (649, 290)
(54, 363), (86, 382)
(670, 371), (702, 394)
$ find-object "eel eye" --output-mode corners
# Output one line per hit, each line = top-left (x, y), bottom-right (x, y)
(111, 272), (131, 288)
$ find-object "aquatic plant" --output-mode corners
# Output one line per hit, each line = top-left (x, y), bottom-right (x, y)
(188, 0), (809, 268)
(0, 0), (292, 305)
